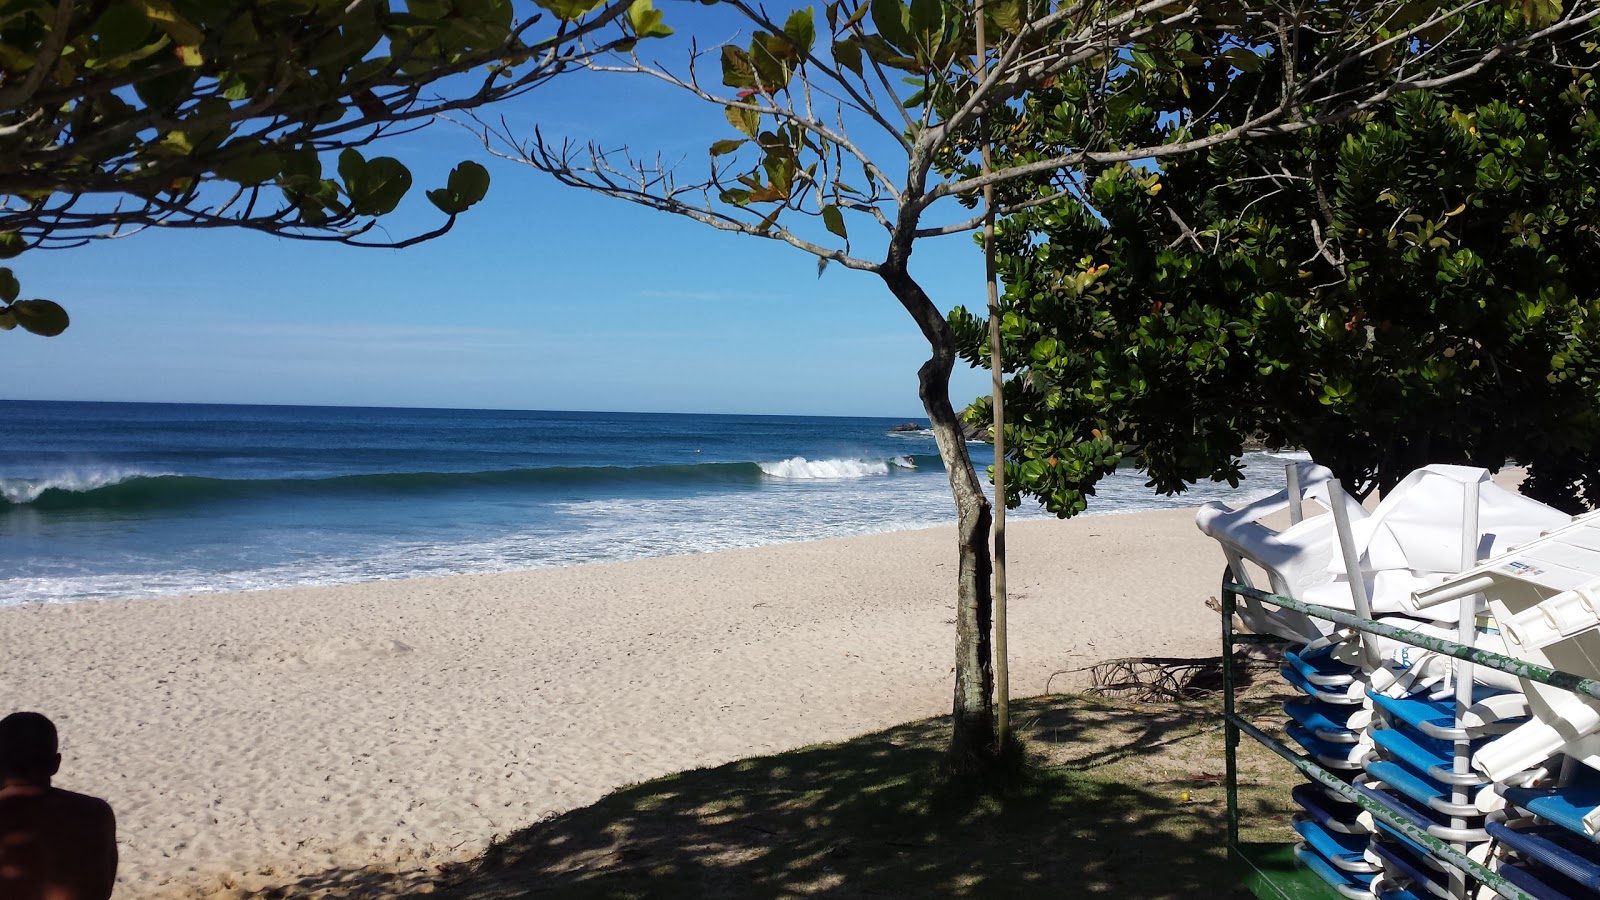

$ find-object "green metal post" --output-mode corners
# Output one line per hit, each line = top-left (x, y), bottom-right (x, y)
(1222, 571), (1241, 849)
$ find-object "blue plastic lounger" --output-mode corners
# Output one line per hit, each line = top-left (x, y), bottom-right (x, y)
(1368, 726), (1492, 804)
(1282, 663), (1366, 705)
(1287, 698), (1362, 743)
(1369, 690), (1483, 741)
(1370, 726), (1455, 778)
(1503, 765), (1600, 840)
(1290, 723), (1368, 770)
(1495, 862), (1585, 900)
(1293, 783), (1370, 827)
(1295, 842), (1380, 899)
(1485, 821), (1600, 891)
(1294, 815), (1380, 873)
(1355, 781), (1486, 845)
(1367, 688), (1526, 742)
(1286, 644), (1359, 686)
(1364, 760), (1481, 820)
(1372, 881), (1428, 900)
(1367, 839), (1450, 900)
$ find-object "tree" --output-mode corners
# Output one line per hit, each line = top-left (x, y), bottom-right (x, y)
(0, 0), (674, 337)
(950, 7), (1600, 522)
(480, 0), (1599, 769)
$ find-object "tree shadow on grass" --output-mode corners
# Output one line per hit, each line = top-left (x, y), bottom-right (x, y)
(431, 691), (1296, 900)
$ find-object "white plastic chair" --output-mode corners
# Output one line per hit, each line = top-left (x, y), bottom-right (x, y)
(1409, 514), (1600, 801)
(1196, 462), (1366, 643)
(1317, 465), (1569, 623)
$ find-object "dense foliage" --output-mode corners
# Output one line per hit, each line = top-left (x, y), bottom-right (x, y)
(0, 0), (665, 335)
(952, 10), (1600, 512)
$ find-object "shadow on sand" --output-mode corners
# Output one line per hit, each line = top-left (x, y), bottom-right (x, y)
(218, 670), (1297, 899)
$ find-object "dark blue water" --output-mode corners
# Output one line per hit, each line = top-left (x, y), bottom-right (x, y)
(1, 400), (1286, 604)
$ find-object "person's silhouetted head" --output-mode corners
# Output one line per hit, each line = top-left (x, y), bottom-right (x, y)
(0, 712), (61, 783)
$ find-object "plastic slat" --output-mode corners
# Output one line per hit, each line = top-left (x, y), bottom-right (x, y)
(1287, 699), (1362, 742)
(1295, 844), (1379, 896)
(1364, 761), (1461, 814)
(1293, 784), (1369, 834)
(1356, 783), (1436, 832)
(1370, 728), (1455, 779)
(1295, 817), (1378, 872)
(1283, 665), (1365, 705)
(1504, 769), (1600, 841)
(1485, 822), (1600, 891)
(1287, 646), (1358, 685)
(1290, 724), (1367, 770)
(1496, 860), (1586, 900)
(1368, 691), (1460, 737)
(1367, 841), (1447, 899)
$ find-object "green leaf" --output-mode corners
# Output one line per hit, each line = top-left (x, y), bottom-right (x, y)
(985, 0), (1022, 35)
(782, 8), (815, 55)
(425, 188), (457, 214)
(1221, 47), (1263, 73)
(0, 269), (17, 304)
(446, 161), (491, 207)
(93, 1), (156, 58)
(710, 139), (746, 156)
(530, 0), (606, 20)
(337, 148), (366, 188)
(0, 310), (14, 331)
(907, 0), (944, 46)
(134, 0), (203, 47)
(346, 157), (413, 216)
(832, 37), (862, 76)
(627, 0), (673, 38)
(725, 105), (760, 137)
(217, 150), (281, 186)
(0, 233), (25, 259)
(869, 0), (911, 55)
(11, 299), (70, 337)
(822, 204), (847, 240)
(722, 45), (757, 90)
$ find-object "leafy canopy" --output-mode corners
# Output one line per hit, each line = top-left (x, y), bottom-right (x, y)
(0, 0), (668, 336)
(951, 8), (1600, 513)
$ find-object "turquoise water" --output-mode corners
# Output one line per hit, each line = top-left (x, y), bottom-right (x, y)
(1, 401), (1288, 604)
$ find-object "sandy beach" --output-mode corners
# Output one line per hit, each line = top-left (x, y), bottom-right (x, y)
(1, 508), (1231, 897)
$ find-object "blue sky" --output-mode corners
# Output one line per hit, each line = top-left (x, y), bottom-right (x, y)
(5, 4), (995, 419)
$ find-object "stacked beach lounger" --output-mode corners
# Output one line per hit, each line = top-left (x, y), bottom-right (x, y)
(1199, 463), (1596, 900)
(1413, 516), (1600, 898)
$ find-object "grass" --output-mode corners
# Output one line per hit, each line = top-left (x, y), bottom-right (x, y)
(220, 678), (1303, 898)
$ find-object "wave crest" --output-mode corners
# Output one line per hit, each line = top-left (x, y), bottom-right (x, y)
(758, 456), (914, 479)
(3, 455), (943, 512)
(0, 469), (167, 505)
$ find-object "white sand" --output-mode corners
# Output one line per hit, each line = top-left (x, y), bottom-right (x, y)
(0, 509), (1231, 897)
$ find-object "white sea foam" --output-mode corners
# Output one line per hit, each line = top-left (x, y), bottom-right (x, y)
(758, 456), (897, 479)
(0, 451), (1294, 606)
(0, 468), (163, 504)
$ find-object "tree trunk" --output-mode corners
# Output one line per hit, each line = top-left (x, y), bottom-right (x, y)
(879, 265), (997, 770)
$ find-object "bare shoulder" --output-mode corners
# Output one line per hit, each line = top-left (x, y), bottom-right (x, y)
(52, 788), (115, 823)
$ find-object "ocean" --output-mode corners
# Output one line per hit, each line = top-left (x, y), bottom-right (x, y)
(1, 400), (1294, 605)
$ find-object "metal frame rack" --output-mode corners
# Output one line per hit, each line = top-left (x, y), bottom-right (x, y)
(1221, 581), (1600, 900)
